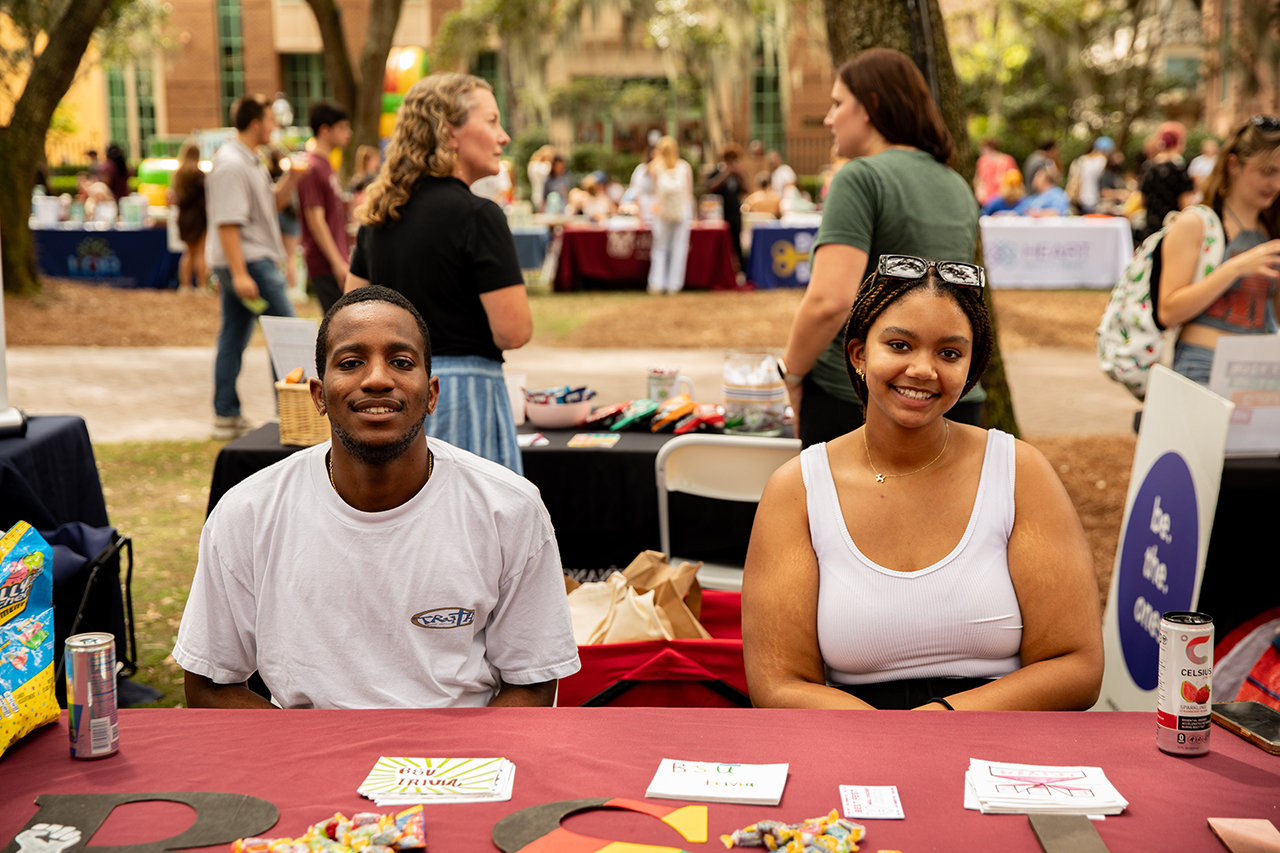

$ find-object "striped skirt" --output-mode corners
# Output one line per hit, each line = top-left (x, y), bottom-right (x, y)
(427, 354), (523, 475)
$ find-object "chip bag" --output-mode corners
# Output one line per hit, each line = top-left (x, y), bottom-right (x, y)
(0, 521), (58, 756)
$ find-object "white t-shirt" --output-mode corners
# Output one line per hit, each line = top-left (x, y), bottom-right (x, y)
(173, 439), (581, 709)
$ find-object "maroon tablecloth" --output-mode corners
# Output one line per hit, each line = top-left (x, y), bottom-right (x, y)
(2, 708), (1276, 852)
(554, 223), (737, 291)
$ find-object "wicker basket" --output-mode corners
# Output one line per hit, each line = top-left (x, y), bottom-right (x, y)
(275, 381), (329, 446)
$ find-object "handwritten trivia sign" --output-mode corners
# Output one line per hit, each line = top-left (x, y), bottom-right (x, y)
(646, 759), (789, 805)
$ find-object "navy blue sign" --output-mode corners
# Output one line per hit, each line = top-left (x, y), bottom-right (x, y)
(1116, 452), (1199, 690)
(745, 226), (816, 289)
(33, 227), (180, 289)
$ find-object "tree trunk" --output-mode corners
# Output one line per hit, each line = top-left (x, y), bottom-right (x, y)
(353, 0), (406, 182)
(823, 0), (1018, 436)
(304, 0), (404, 183)
(304, 0), (358, 112)
(0, 131), (38, 295)
(1, 0), (116, 294)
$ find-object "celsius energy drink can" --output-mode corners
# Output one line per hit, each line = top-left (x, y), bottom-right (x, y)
(66, 632), (119, 759)
(1156, 611), (1213, 755)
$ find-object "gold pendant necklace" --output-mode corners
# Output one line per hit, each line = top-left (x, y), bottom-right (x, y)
(326, 448), (434, 495)
(864, 421), (949, 483)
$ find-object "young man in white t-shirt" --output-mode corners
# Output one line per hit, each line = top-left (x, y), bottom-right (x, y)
(174, 287), (580, 709)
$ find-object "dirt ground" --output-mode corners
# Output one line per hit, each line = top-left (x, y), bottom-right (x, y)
(6, 279), (1127, 604)
(4, 278), (1110, 352)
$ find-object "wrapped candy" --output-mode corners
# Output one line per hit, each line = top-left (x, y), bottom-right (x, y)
(230, 808), (426, 853)
(673, 403), (726, 435)
(608, 399), (660, 431)
(720, 810), (865, 852)
(525, 386), (596, 405)
(583, 401), (630, 428)
(650, 395), (696, 432)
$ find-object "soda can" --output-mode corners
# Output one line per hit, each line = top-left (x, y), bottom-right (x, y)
(1156, 611), (1213, 755)
(65, 632), (119, 759)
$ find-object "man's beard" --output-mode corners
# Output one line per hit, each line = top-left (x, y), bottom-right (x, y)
(327, 400), (426, 466)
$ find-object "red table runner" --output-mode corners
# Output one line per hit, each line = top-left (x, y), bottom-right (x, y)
(554, 222), (737, 292)
(2, 708), (1275, 852)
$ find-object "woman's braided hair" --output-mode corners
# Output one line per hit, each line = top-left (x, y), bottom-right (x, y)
(359, 73), (492, 227)
(842, 265), (993, 407)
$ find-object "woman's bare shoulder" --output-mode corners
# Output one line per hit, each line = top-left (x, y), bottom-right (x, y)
(1167, 206), (1208, 241)
(1010, 435), (1055, 477)
(764, 450), (807, 497)
(1009, 436), (1079, 512)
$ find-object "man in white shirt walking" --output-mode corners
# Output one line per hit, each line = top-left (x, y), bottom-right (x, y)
(206, 94), (302, 440)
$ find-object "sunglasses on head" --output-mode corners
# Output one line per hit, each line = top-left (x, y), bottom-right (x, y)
(1251, 115), (1280, 133)
(877, 254), (986, 289)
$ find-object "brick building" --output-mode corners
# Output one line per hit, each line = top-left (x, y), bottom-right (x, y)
(47, 0), (835, 175)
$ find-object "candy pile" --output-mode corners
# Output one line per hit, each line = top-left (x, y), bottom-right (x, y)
(586, 395), (726, 434)
(720, 809), (865, 852)
(231, 808), (426, 853)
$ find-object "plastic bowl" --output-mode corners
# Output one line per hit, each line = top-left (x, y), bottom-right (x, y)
(525, 400), (594, 429)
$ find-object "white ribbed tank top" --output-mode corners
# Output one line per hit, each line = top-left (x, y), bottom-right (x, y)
(804, 428), (1023, 686)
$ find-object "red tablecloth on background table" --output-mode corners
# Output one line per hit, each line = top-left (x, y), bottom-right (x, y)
(2, 707), (1275, 853)
(554, 222), (737, 291)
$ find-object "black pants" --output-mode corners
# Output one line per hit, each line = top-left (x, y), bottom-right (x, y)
(799, 376), (984, 449)
(312, 273), (342, 316)
(836, 676), (994, 709)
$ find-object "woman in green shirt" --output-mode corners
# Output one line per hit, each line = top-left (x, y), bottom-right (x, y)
(780, 48), (980, 447)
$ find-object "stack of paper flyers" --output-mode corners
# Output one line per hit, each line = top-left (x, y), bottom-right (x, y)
(964, 759), (1128, 815)
(358, 757), (515, 806)
(645, 759), (789, 806)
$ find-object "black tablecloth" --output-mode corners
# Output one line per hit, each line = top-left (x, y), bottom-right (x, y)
(0, 416), (109, 532)
(208, 424), (770, 569)
(521, 428), (765, 569)
(1198, 456), (1280, 639)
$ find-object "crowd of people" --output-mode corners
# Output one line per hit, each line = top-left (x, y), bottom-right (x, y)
(137, 42), (1278, 715)
(971, 122), (1231, 237)
(167, 51), (1161, 717)
(507, 136), (810, 292)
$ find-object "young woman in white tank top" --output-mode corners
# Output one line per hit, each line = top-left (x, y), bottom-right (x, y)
(743, 256), (1104, 711)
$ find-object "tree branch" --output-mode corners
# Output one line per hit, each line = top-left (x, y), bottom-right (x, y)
(10, 0), (115, 153)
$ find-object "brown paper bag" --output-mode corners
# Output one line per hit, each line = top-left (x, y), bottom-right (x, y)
(565, 552), (714, 645)
(568, 571), (672, 644)
(622, 551), (711, 641)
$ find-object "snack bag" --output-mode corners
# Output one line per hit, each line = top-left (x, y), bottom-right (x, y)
(0, 522), (58, 756)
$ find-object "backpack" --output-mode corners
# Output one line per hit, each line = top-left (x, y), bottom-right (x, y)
(1096, 205), (1224, 400)
(656, 166), (686, 223)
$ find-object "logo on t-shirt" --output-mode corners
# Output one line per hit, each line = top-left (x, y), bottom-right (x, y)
(411, 607), (475, 629)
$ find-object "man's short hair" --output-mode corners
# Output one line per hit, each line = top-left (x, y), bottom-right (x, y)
(231, 95), (270, 132)
(309, 100), (350, 136)
(315, 286), (432, 379)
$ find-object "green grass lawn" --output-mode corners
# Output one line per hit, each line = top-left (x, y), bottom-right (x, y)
(95, 440), (223, 707)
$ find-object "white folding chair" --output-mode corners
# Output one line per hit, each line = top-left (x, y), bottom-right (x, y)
(655, 434), (801, 592)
